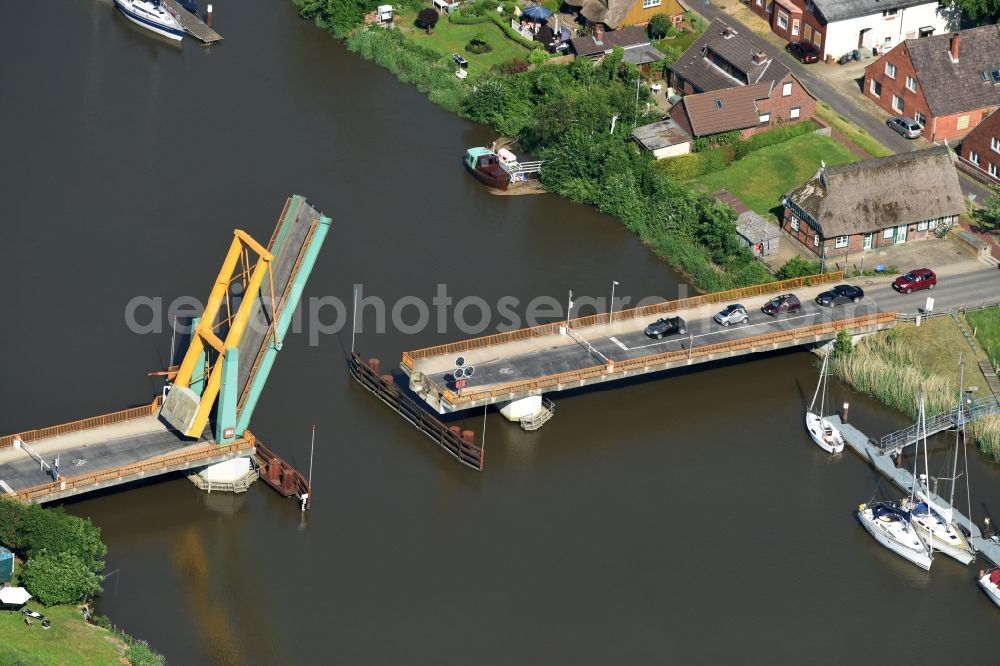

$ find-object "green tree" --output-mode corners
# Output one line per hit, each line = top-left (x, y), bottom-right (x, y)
(647, 14), (672, 39)
(950, 0), (1000, 22)
(601, 46), (624, 81)
(20, 552), (102, 605)
(976, 186), (1000, 230)
(415, 7), (440, 33)
(0, 497), (26, 549)
(833, 329), (853, 358)
(777, 255), (822, 280)
(19, 507), (106, 573)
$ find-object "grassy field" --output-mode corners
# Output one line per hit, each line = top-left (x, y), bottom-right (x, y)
(654, 11), (707, 57)
(966, 306), (1000, 366)
(0, 604), (128, 665)
(815, 102), (893, 158)
(687, 132), (859, 215)
(398, 12), (529, 75)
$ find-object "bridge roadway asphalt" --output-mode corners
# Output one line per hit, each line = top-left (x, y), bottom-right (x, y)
(416, 266), (1000, 394)
(0, 415), (209, 493)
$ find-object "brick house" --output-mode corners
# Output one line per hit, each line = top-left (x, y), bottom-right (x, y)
(667, 19), (817, 136)
(570, 25), (665, 72)
(747, 0), (951, 63)
(862, 26), (1000, 142)
(960, 108), (1000, 183)
(782, 146), (964, 258)
(564, 0), (684, 31)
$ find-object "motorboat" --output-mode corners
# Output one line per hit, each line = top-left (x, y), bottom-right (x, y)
(978, 569), (1000, 609)
(857, 501), (933, 570)
(114, 0), (185, 41)
(805, 352), (844, 454)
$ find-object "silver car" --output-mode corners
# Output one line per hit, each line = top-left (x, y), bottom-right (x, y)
(714, 304), (749, 326)
(887, 116), (922, 139)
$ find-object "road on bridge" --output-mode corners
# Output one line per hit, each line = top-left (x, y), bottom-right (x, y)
(420, 267), (999, 393)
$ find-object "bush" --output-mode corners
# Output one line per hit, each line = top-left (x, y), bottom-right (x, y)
(125, 641), (166, 666)
(20, 552), (102, 605)
(465, 33), (492, 53)
(742, 120), (818, 152)
(450, 10), (489, 23)
(648, 14), (673, 39)
(0, 499), (106, 573)
(692, 130), (741, 152)
(527, 48), (549, 65)
(415, 7), (440, 31)
(833, 329), (854, 358)
(776, 255), (822, 280)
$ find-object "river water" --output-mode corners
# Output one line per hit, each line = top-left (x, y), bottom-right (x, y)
(2, 1), (999, 663)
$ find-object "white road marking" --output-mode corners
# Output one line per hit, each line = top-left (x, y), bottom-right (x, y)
(0, 480), (13, 494)
(628, 312), (824, 351)
(609, 336), (629, 351)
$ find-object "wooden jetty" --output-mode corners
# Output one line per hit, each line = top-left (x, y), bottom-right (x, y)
(829, 415), (1000, 567)
(161, 0), (223, 44)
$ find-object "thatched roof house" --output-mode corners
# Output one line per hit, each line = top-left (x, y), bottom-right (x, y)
(781, 145), (964, 257)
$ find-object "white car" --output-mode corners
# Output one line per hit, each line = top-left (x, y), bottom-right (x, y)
(714, 304), (749, 326)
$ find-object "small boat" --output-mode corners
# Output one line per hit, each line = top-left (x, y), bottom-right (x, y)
(463, 145), (543, 191)
(977, 569), (1000, 609)
(114, 0), (185, 41)
(805, 352), (844, 454)
(857, 501), (934, 570)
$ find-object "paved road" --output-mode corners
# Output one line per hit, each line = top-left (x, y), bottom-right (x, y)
(693, 1), (993, 201)
(0, 428), (194, 492)
(431, 267), (999, 391)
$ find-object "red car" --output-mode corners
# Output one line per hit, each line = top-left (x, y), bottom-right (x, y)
(892, 268), (937, 294)
(786, 41), (820, 64)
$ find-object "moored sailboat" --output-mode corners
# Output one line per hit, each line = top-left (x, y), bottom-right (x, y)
(857, 501), (934, 570)
(805, 352), (844, 454)
(114, 0), (185, 41)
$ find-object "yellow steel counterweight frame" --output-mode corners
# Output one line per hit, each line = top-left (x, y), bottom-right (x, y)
(172, 230), (274, 437)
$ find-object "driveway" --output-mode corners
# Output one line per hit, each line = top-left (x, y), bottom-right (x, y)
(688, 0), (994, 201)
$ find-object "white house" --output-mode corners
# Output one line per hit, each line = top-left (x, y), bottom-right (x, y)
(749, 0), (957, 62)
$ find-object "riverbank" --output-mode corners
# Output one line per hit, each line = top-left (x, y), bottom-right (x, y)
(0, 603), (129, 665)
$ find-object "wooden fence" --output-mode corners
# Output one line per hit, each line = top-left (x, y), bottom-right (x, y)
(439, 311), (895, 406)
(0, 398), (162, 450)
(402, 272), (843, 368)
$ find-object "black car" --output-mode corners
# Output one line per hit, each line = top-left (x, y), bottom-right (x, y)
(762, 293), (802, 316)
(644, 316), (687, 339)
(786, 41), (820, 63)
(815, 284), (865, 307)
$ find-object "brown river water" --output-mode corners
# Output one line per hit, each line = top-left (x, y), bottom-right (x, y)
(1, 0), (999, 663)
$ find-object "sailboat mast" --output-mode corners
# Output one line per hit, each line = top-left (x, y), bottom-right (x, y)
(809, 352), (827, 414)
(911, 394), (923, 504)
(948, 359), (964, 517)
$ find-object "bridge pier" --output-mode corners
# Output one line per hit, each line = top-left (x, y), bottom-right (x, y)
(499, 395), (542, 422)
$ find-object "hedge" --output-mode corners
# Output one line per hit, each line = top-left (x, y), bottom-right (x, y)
(448, 11), (542, 49)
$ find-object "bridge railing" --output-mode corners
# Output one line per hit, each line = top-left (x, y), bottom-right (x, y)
(402, 272), (844, 369)
(439, 311), (894, 406)
(14, 437), (255, 502)
(0, 398), (163, 450)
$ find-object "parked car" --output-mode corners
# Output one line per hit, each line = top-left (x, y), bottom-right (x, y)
(892, 268), (937, 293)
(714, 304), (749, 326)
(886, 116), (922, 139)
(762, 293), (802, 316)
(815, 284), (865, 307)
(644, 316), (687, 339)
(786, 41), (820, 64)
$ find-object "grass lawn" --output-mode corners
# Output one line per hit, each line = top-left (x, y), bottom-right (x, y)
(816, 102), (893, 158)
(398, 12), (529, 76)
(887, 318), (988, 390)
(654, 11), (707, 57)
(687, 133), (859, 216)
(966, 306), (1000, 366)
(0, 604), (127, 666)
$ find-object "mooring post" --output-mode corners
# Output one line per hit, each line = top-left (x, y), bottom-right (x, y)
(842, 402), (849, 423)
(206, 3), (213, 27)
(986, 516), (993, 539)
(895, 448), (903, 468)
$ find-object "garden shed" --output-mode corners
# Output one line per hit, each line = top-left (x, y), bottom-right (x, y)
(735, 210), (780, 257)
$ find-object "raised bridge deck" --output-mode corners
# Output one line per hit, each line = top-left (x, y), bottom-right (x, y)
(0, 403), (254, 504)
(401, 273), (898, 414)
(161, 0), (222, 44)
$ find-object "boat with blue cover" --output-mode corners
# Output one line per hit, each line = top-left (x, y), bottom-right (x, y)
(114, 0), (185, 41)
(857, 501), (934, 570)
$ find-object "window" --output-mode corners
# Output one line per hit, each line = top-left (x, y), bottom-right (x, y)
(792, 19), (799, 37)
(929, 218), (938, 229)
(814, 234), (820, 247)
(777, 12), (788, 29)
(791, 215), (800, 231)
(782, 81), (793, 96)
(835, 236), (849, 248)
(870, 79), (882, 97)
(759, 112), (771, 123)
(883, 228), (895, 239)
(990, 163), (999, 178)
(813, 31), (822, 48)
(642, 0), (661, 7)
(790, 106), (801, 119)
(917, 221), (928, 231)
(882, 8), (898, 16)
(991, 136), (1000, 153)
(970, 150), (980, 165)
(914, 111), (926, 126)
(892, 95), (904, 113)
(905, 76), (916, 92)
(957, 115), (970, 130)
(756, 0), (762, 5)
(885, 62), (897, 79)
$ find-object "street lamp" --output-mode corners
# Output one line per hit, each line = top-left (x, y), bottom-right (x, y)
(609, 281), (619, 324)
(566, 289), (574, 330)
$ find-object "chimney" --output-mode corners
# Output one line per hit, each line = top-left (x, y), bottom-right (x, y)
(752, 51), (768, 65)
(594, 24), (604, 46)
(723, 26), (736, 39)
(949, 32), (960, 62)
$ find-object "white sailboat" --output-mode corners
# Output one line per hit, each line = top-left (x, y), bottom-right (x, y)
(977, 569), (1000, 609)
(114, 0), (185, 41)
(909, 367), (976, 565)
(805, 352), (845, 454)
